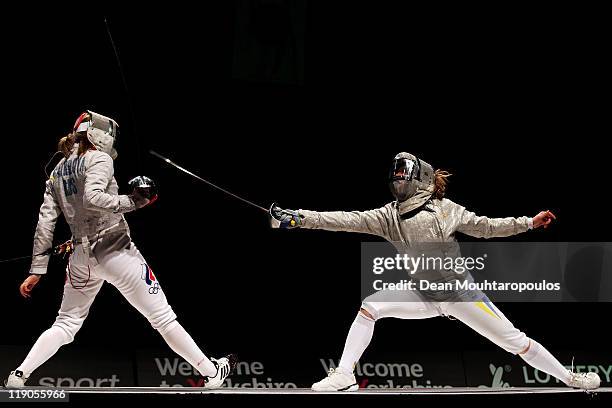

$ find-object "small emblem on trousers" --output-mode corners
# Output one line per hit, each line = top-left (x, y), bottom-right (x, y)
(149, 282), (160, 295)
(141, 263), (159, 294)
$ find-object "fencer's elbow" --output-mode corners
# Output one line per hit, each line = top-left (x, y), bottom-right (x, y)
(82, 191), (101, 210)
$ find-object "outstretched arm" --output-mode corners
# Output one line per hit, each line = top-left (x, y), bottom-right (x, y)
(271, 204), (393, 239)
(456, 209), (531, 238)
(453, 201), (556, 238)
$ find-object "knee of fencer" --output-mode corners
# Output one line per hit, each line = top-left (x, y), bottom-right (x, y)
(497, 332), (530, 355)
(360, 304), (378, 321)
(156, 319), (179, 336)
(518, 337), (538, 357)
(149, 308), (178, 334)
(51, 319), (81, 345)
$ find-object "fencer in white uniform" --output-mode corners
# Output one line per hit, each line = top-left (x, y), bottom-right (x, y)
(5, 111), (235, 388)
(271, 152), (600, 391)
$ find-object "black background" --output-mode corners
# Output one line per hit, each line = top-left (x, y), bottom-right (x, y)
(1, 1), (609, 384)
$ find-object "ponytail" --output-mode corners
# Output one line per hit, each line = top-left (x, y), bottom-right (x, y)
(58, 133), (77, 158)
(432, 169), (452, 200)
(57, 132), (95, 158)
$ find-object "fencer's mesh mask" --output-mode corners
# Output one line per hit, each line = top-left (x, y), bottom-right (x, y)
(73, 111), (119, 159)
(388, 152), (434, 202)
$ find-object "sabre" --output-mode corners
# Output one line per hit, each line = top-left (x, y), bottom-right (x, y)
(104, 17), (143, 171)
(149, 150), (269, 213)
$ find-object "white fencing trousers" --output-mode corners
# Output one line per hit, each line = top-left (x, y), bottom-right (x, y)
(361, 290), (530, 354)
(18, 231), (178, 376)
(56, 230), (178, 340)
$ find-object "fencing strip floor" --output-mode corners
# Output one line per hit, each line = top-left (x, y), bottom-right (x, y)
(2, 387), (610, 395)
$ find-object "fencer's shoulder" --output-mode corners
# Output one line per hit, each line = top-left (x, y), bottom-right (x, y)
(84, 149), (114, 165)
(432, 198), (464, 211)
(382, 202), (397, 212)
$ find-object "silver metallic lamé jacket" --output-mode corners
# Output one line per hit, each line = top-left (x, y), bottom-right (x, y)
(299, 199), (532, 243)
(30, 146), (135, 274)
(298, 199), (534, 301)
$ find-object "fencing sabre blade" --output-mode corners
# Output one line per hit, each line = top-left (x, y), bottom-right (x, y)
(149, 150), (269, 213)
(104, 17), (143, 171)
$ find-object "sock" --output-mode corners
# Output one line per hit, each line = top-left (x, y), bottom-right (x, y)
(338, 312), (375, 374)
(520, 339), (572, 385)
(17, 326), (72, 377)
(160, 321), (217, 377)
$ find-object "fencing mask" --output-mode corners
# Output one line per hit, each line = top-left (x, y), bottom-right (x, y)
(73, 111), (119, 159)
(389, 152), (435, 213)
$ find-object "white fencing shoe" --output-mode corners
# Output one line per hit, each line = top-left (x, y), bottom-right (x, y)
(567, 371), (601, 390)
(311, 367), (359, 392)
(4, 370), (27, 388)
(205, 354), (237, 389)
